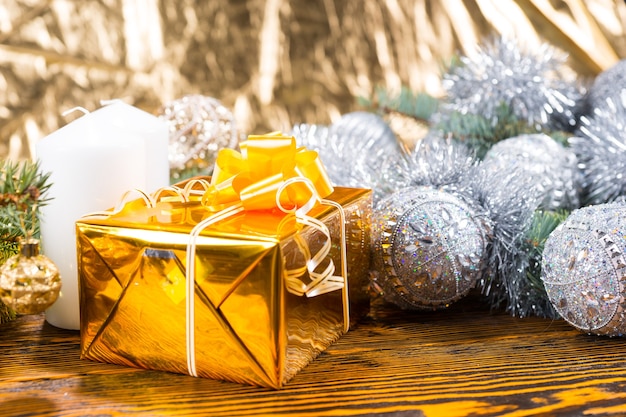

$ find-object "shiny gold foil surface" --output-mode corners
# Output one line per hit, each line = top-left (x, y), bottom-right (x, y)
(77, 186), (371, 388)
(1, 1), (626, 161)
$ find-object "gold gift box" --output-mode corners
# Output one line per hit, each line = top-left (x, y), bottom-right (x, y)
(77, 185), (371, 388)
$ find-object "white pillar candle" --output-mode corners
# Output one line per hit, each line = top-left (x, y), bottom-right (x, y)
(99, 100), (169, 193)
(36, 102), (169, 330)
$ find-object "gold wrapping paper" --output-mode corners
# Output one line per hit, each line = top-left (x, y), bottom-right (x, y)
(77, 186), (371, 388)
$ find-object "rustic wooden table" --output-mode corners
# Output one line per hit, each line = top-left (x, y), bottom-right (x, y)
(2, 296), (626, 417)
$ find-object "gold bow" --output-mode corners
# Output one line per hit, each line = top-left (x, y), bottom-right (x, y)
(202, 131), (334, 212)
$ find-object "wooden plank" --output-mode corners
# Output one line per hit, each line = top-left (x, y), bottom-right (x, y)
(1, 298), (626, 416)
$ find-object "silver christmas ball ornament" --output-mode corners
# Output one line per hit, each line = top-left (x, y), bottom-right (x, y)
(541, 203), (626, 336)
(482, 133), (581, 211)
(158, 95), (239, 180)
(587, 59), (626, 111)
(371, 186), (492, 310)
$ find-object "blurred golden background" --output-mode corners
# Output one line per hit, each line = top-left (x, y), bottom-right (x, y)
(1, 0), (625, 161)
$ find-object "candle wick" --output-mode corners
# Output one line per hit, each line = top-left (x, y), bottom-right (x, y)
(62, 107), (90, 117)
(100, 99), (125, 106)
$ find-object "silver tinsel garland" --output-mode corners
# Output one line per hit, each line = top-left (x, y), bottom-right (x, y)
(474, 133), (581, 317)
(382, 133), (477, 194)
(570, 90), (626, 206)
(440, 37), (583, 132)
(472, 161), (546, 317)
(291, 44), (587, 315)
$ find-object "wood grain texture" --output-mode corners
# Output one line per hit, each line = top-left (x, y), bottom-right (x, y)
(1, 297), (626, 416)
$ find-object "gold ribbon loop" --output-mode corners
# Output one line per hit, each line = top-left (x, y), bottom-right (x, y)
(152, 186), (188, 204)
(294, 149), (334, 198)
(182, 178), (211, 201)
(82, 186), (181, 218)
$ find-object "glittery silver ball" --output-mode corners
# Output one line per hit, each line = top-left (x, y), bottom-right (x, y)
(158, 95), (239, 179)
(541, 203), (626, 336)
(587, 59), (626, 111)
(482, 134), (581, 210)
(291, 112), (405, 201)
(328, 111), (402, 156)
(372, 187), (491, 310)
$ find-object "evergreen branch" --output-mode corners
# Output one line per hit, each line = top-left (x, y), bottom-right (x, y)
(437, 102), (574, 159)
(0, 159), (53, 322)
(0, 160), (51, 232)
(436, 102), (536, 159)
(359, 86), (439, 124)
(523, 209), (570, 292)
(0, 239), (19, 264)
(362, 85), (575, 160)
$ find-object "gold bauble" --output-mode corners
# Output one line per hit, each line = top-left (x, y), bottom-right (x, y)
(0, 238), (61, 315)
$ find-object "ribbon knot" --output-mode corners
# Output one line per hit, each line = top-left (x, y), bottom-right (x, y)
(203, 132), (334, 212)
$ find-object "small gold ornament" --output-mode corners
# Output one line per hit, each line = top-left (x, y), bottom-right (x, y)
(0, 238), (61, 315)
